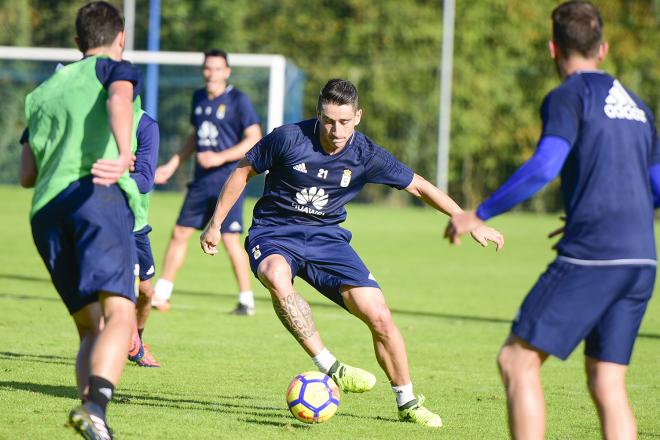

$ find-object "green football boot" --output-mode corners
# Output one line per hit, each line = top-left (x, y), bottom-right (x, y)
(398, 395), (442, 428)
(328, 361), (377, 393)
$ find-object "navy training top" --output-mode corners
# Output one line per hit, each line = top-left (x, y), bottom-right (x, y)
(190, 85), (260, 185)
(245, 119), (414, 229)
(543, 72), (660, 260)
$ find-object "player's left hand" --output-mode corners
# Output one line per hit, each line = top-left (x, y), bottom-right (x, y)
(470, 224), (504, 251)
(444, 211), (482, 245)
(128, 154), (137, 172)
(197, 151), (225, 169)
(200, 222), (221, 256)
(91, 154), (131, 186)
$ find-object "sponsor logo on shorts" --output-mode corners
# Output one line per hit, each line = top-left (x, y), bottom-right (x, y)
(251, 245), (261, 259)
(228, 221), (242, 232)
(368, 272), (377, 281)
(146, 265), (155, 276)
(293, 187), (329, 215)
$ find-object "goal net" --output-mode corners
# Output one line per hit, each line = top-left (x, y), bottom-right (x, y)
(0, 46), (304, 190)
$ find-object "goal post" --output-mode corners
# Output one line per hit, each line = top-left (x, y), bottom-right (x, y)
(0, 46), (304, 188)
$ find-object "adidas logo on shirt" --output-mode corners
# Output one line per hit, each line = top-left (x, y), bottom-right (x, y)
(604, 80), (647, 123)
(293, 163), (307, 173)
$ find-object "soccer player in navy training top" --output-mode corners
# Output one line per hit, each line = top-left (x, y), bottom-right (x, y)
(200, 79), (504, 427)
(127, 111), (162, 368)
(20, 2), (143, 438)
(447, 2), (660, 438)
(153, 49), (262, 315)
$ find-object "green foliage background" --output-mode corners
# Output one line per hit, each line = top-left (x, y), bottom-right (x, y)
(1, 0), (659, 208)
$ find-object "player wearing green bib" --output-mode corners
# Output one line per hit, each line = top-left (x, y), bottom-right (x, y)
(20, 2), (143, 439)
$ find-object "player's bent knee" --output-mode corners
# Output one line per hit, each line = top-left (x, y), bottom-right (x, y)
(171, 225), (195, 242)
(257, 257), (292, 291)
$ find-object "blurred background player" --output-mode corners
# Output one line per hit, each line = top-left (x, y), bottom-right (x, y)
(20, 1), (143, 438)
(127, 108), (161, 368)
(446, 1), (660, 439)
(200, 79), (503, 427)
(153, 49), (262, 315)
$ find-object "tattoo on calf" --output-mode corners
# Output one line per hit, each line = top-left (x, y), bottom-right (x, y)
(272, 292), (317, 342)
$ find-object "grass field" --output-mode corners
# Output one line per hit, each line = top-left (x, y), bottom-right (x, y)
(0, 184), (658, 439)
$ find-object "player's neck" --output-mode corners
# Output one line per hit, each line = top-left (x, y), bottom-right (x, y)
(84, 46), (122, 61)
(206, 83), (227, 99)
(556, 56), (600, 80)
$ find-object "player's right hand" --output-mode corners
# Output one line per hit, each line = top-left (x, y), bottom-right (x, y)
(200, 224), (221, 256)
(91, 154), (131, 186)
(154, 163), (175, 184)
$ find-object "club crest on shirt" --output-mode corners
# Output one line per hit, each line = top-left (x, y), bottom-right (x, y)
(216, 104), (226, 120)
(340, 169), (352, 187)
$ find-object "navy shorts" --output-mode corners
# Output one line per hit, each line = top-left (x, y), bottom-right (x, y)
(31, 177), (138, 314)
(512, 258), (655, 365)
(245, 225), (380, 309)
(176, 180), (246, 233)
(134, 225), (155, 281)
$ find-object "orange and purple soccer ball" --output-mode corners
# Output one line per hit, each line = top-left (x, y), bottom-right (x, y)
(286, 371), (340, 423)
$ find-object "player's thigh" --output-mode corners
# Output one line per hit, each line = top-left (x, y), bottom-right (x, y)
(176, 185), (212, 230)
(134, 227), (156, 282)
(299, 230), (379, 310)
(584, 265), (655, 365)
(245, 229), (303, 285)
(513, 261), (646, 361)
(340, 286), (390, 324)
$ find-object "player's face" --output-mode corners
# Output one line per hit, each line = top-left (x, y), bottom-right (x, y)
(203, 56), (231, 93)
(317, 103), (362, 152)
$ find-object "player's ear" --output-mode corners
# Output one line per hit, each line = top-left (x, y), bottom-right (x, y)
(597, 41), (609, 62)
(354, 108), (362, 126)
(548, 40), (558, 59)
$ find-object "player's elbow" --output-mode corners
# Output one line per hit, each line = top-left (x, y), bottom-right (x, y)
(20, 174), (36, 188)
(404, 174), (426, 198)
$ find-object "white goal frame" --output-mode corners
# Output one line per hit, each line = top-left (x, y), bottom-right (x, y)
(0, 46), (287, 133)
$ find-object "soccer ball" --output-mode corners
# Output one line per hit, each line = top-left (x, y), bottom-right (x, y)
(286, 371), (340, 423)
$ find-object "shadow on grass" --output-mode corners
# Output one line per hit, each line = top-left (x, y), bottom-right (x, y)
(0, 380), (399, 427)
(176, 287), (660, 340)
(0, 351), (74, 366)
(2, 272), (659, 341)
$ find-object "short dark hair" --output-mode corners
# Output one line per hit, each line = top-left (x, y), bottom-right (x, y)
(551, 1), (603, 58)
(317, 79), (359, 112)
(204, 49), (229, 67)
(75, 1), (124, 53)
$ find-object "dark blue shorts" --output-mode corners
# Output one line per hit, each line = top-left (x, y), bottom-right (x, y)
(245, 225), (380, 309)
(176, 181), (245, 233)
(134, 225), (155, 281)
(512, 258), (656, 365)
(31, 177), (138, 314)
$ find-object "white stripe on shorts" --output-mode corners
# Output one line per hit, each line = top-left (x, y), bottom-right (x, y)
(557, 256), (657, 267)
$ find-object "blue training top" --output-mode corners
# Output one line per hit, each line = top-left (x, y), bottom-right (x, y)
(480, 72), (660, 261)
(190, 85), (260, 185)
(245, 119), (414, 229)
(130, 113), (160, 194)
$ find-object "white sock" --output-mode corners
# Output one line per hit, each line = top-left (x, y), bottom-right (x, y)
(392, 383), (415, 408)
(312, 348), (337, 374)
(238, 290), (254, 308)
(154, 279), (174, 301)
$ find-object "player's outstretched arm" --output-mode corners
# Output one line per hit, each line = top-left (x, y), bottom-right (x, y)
(405, 174), (503, 250)
(197, 124), (262, 169)
(155, 132), (196, 184)
(200, 158), (257, 255)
